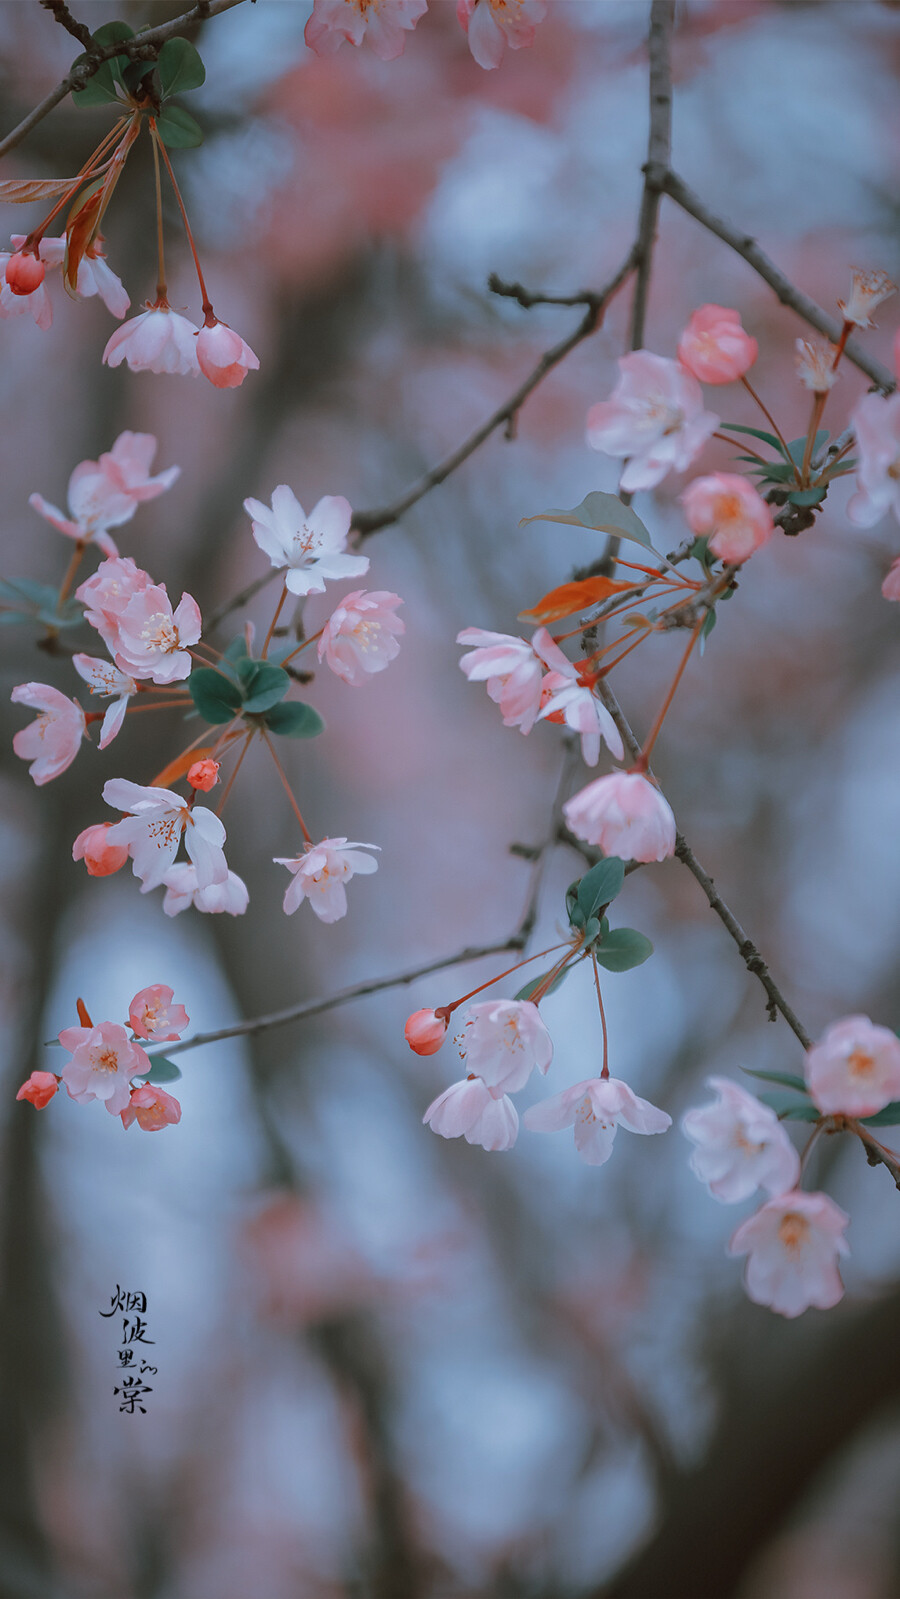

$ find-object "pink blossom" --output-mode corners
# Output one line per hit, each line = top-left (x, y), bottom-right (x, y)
(187, 759), (219, 791)
(112, 584), (202, 683)
(681, 1077), (800, 1203)
(121, 1083), (182, 1131)
(306, 0), (427, 60)
(424, 1075), (518, 1150)
(0, 249), (52, 329)
(11, 682), (86, 785)
(882, 557), (900, 601)
(837, 268), (896, 329)
(456, 0), (547, 71)
(11, 232), (129, 318)
(16, 1071), (59, 1109)
(680, 472), (774, 564)
(524, 1076), (671, 1165)
(72, 655), (136, 748)
(103, 778), (229, 893)
(460, 999), (552, 1097)
(58, 1019), (149, 1116)
(128, 984), (189, 1043)
(677, 304), (758, 385)
(795, 338), (839, 392)
(161, 863), (249, 917)
(29, 431), (178, 558)
(537, 670), (624, 766)
(275, 837), (379, 922)
(318, 590), (405, 686)
(76, 556), (151, 655)
(73, 822), (129, 878)
(805, 1014), (900, 1117)
(847, 392), (900, 528)
(457, 625), (566, 734)
(195, 319), (259, 389)
(244, 488), (367, 596)
(103, 305), (200, 376)
(586, 352), (719, 492)
(728, 1190), (849, 1318)
(405, 1009), (448, 1055)
(5, 251), (44, 295)
(563, 771), (676, 863)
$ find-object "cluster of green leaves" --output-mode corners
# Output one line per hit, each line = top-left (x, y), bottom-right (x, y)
(742, 1065), (900, 1126)
(514, 855), (653, 1001)
(725, 424), (856, 511)
(0, 578), (81, 630)
(72, 21), (206, 147)
(187, 636), (325, 738)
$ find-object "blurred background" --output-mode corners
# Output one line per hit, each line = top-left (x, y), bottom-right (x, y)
(1, 1), (900, 1594)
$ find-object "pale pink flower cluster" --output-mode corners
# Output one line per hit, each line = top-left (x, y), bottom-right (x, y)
(244, 487), (368, 596)
(76, 556), (202, 684)
(424, 999), (553, 1153)
(681, 472), (774, 565)
(586, 351), (719, 492)
(0, 233), (128, 331)
(456, 0), (547, 70)
(103, 303), (259, 386)
(682, 1078), (800, 1203)
(457, 626), (620, 764)
(847, 392), (900, 528)
(275, 838), (379, 922)
(728, 1193), (849, 1319)
(30, 430), (178, 557)
(563, 770), (676, 864)
(102, 778), (230, 895)
(302, 0), (547, 68)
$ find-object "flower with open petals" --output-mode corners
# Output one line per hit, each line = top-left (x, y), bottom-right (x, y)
(405, 1009), (448, 1056)
(538, 669), (624, 766)
(121, 1083), (182, 1131)
(677, 305), (758, 385)
(587, 352), (718, 493)
(73, 822), (129, 878)
(460, 999), (553, 1098)
(244, 487), (366, 596)
(12, 683), (86, 785)
(112, 584), (202, 684)
(457, 625), (568, 734)
(837, 268), (896, 329)
(681, 472), (774, 565)
(847, 392), (900, 528)
(318, 590), (405, 686)
(524, 1076), (671, 1165)
(682, 1077), (800, 1202)
(563, 770), (676, 863)
(196, 318), (259, 389)
(103, 304), (200, 376)
(76, 556), (152, 655)
(306, 0), (427, 60)
(424, 1076), (518, 1150)
(456, 0), (547, 70)
(805, 1014), (900, 1117)
(795, 338), (839, 393)
(128, 984), (189, 1043)
(103, 778), (229, 893)
(275, 837), (379, 922)
(728, 1190), (849, 1318)
(58, 1019), (149, 1116)
(72, 655), (136, 748)
(30, 431), (178, 558)
(162, 863), (249, 917)
(16, 1071), (59, 1110)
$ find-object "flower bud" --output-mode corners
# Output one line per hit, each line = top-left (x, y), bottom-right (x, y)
(16, 1071), (59, 1109)
(404, 1008), (448, 1055)
(72, 822), (129, 878)
(6, 250), (46, 296)
(188, 758), (220, 792)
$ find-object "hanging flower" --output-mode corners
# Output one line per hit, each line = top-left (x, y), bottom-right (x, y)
(805, 1014), (900, 1117)
(275, 837), (380, 922)
(102, 303), (200, 376)
(563, 771), (676, 863)
(161, 863), (249, 916)
(524, 1076), (671, 1165)
(195, 317), (259, 389)
(460, 999), (553, 1097)
(423, 1075), (519, 1150)
(728, 1191), (849, 1318)
(318, 591), (405, 686)
(305, 0), (428, 60)
(456, 0), (547, 71)
(11, 683), (86, 785)
(681, 1077), (800, 1202)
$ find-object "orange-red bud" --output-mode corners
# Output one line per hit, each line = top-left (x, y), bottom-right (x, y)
(404, 1008), (448, 1056)
(187, 759), (220, 792)
(6, 251), (45, 296)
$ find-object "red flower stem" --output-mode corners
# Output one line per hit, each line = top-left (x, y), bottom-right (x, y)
(278, 626), (325, 667)
(215, 729), (253, 817)
(831, 321), (852, 371)
(801, 390), (827, 486)
(261, 730), (312, 844)
(123, 698), (194, 715)
(150, 124), (167, 300)
(593, 625), (652, 677)
(261, 578), (289, 659)
(633, 616), (703, 772)
(529, 943), (584, 1007)
(436, 942), (570, 1020)
(799, 1118), (827, 1176)
(591, 952), (610, 1079)
(57, 538), (85, 607)
(27, 117), (128, 245)
(739, 375), (792, 461)
(151, 123), (212, 315)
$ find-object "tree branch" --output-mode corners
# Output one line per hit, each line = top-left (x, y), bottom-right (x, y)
(628, 0), (675, 351)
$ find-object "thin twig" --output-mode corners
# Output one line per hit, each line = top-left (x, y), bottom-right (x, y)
(628, 0), (674, 351)
(40, 0), (92, 49)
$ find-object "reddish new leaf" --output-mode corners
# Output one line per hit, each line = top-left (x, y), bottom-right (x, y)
(519, 575), (638, 625)
(0, 177), (80, 203)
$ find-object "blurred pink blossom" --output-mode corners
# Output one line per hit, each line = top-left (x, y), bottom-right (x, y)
(728, 1191), (849, 1318)
(795, 337), (839, 392)
(11, 682), (86, 785)
(681, 472), (774, 564)
(76, 556), (152, 656)
(456, 0), (547, 71)
(847, 392), (900, 527)
(305, 0), (428, 60)
(30, 430), (178, 557)
(805, 1014), (900, 1117)
(424, 1075), (518, 1150)
(586, 351), (718, 492)
(681, 1077), (800, 1202)
(563, 771), (676, 862)
(677, 304), (757, 385)
(318, 589), (405, 685)
(524, 1076), (671, 1165)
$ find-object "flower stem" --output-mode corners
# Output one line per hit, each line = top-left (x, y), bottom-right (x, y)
(436, 942), (570, 1021)
(28, 117), (128, 245)
(150, 125), (167, 301)
(261, 730), (312, 844)
(591, 952), (610, 1079)
(801, 391), (827, 485)
(57, 539), (85, 608)
(633, 616), (703, 772)
(261, 578), (289, 660)
(151, 123), (212, 316)
(740, 375), (792, 461)
(216, 729), (253, 817)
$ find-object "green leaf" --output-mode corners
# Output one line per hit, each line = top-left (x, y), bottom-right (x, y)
(521, 492), (656, 552)
(188, 666), (244, 725)
(699, 607), (716, 656)
(513, 965), (571, 1003)
(859, 1102), (900, 1126)
(757, 461), (796, 484)
(144, 1055), (183, 1084)
(71, 23), (135, 106)
(262, 701), (325, 738)
(720, 423), (787, 456)
(575, 857), (625, 922)
(741, 1066), (809, 1094)
(241, 664), (290, 714)
(156, 37), (206, 98)
(758, 1090), (821, 1122)
(224, 634), (251, 661)
(787, 486), (827, 508)
(0, 579), (83, 628)
(155, 104), (203, 148)
(93, 20), (135, 46)
(593, 927), (653, 973)
(785, 431), (829, 466)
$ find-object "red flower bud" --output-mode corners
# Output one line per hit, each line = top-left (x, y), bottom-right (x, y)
(6, 250), (45, 296)
(404, 1008), (448, 1056)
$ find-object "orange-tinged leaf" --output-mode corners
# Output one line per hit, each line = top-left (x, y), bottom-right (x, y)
(519, 575), (639, 625)
(76, 998), (93, 1029)
(0, 177), (80, 203)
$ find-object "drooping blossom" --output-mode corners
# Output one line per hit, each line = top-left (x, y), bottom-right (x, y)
(680, 473), (774, 564)
(195, 318), (259, 389)
(187, 759), (219, 792)
(72, 655), (136, 748)
(112, 583), (202, 683)
(456, 0), (547, 70)
(103, 778), (229, 893)
(0, 248), (52, 328)
(805, 1014), (900, 1117)
(29, 430), (179, 556)
(11, 683), (86, 785)
(460, 999), (553, 1097)
(837, 268), (896, 329)
(795, 338), (839, 392)
(677, 304), (758, 385)
(317, 590), (405, 686)
(9, 232), (129, 319)
(76, 556), (151, 655)
(305, 0), (427, 60)
(524, 1076), (672, 1165)
(16, 1071), (59, 1110)
(538, 668), (624, 765)
(882, 557), (900, 601)
(424, 1075), (518, 1151)
(681, 1077), (800, 1202)
(405, 1008), (448, 1056)
(103, 304), (200, 376)
(457, 625), (569, 734)
(58, 1019), (150, 1116)
(127, 985), (189, 1043)
(244, 488), (367, 596)
(847, 392), (900, 528)
(586, 352), (719, 492)
(563, 770), (676, 863)
(72, 822), (129, 878)
(161, 863), (249, 917)
(121, 1083), (182, 1131)
(275, 837), (379, 922)
(728, 1190), (849, 1318)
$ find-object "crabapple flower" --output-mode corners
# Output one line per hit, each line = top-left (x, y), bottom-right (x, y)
(121, 1083), (182, 1132)
(460, 999), (552, 1097)
(847, 392), (900, 528)
(424, 1076), (518, 1151)
(538, 670), (624, 766)
(103, 778), (229, 893)
(680, 473), (774, 564)
(405, 1009), (448, 1056)
(76, 556), (151, 655)
(72, 655), (136, 748)
(58, 1019), (149, 1116)
(103, 305), (201, 376)
(275, 837), (379, 922)
(563, 771), (676, 863)
(805, 1014), (900, 1117)
(305, 0), (427, 61)
(457, 625), (567, 734)
(195, 319), (259, 389)
(127, 985), (189, 1043)
(11, 683), (86, 785)
(244, 487), (366, 596)
(5, 251), (44, 295)
(0, 249), (52, 329)
(677, 304), (758, 385)
(188, 759), (219, 792)
(317, 590), (405, 686)
(456, 0), (547, 70)
(524, 1076), (671, 1166)
(10, 232), (129, 318)
(882, 557), (900, 601)
(112, 584), (202, 683)
(587, 352), (718, 492)
(30, 431), (178, 557)
(162, 863), (249, 917)
(795, 338), (839, 392)
(681, 1077), (800, 1202)
(16, 1071), (59, 1109)
(728, 1191), (849, 1318)
(73, 823), (129, 878)
(837, 268), (896, 329)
